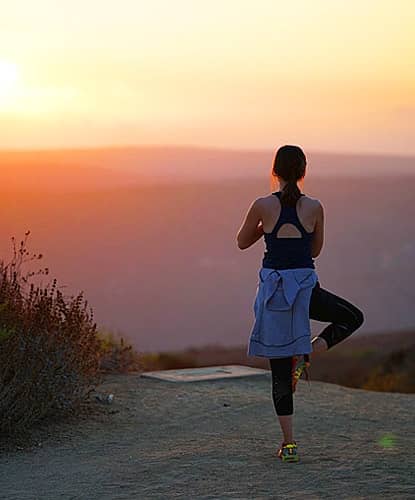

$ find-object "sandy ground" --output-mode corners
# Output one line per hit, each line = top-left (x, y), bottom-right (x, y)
(0, 372), (414, 499)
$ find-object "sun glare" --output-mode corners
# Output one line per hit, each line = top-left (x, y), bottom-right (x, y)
(0, 59), (20, 107)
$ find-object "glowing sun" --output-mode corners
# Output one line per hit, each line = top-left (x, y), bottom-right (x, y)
(0, 60), (20, 104)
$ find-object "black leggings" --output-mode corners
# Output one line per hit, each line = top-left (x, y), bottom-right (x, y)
(269, 280), (364, 416)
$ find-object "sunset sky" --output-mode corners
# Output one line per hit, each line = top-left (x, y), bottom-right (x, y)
(0, 0), (414, 154)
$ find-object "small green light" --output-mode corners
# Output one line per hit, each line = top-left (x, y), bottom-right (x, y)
(378, 433), (396, 449)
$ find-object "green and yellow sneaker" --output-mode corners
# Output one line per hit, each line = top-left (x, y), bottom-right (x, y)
(292, 355), (311, 393)
(277, 442), (299, 463)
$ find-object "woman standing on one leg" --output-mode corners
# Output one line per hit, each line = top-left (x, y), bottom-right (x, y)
(269, 282), (365, 453)
(237, 145), (364, 462)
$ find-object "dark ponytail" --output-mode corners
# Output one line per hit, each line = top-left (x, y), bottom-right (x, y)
(271, 145), (306, 207)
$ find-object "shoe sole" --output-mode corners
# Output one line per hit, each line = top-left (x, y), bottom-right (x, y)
(277, 448), (300, 462)
(280, 455), (299, 463)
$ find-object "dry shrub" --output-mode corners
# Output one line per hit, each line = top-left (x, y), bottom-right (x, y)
(98, 328), (143, 372)
(0, 232), (101, 434)
(362, 346), (415, 393)
(96, 329), (198, 373)
(138, 351), (197, 371)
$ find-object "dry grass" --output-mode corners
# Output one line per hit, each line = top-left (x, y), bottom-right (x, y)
(362, 347), (415, 393)
(0, 232), (101, 435)
(96, 329), (198, 373)
(97, 328), (143, 373)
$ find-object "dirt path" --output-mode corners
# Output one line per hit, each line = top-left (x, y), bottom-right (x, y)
(1, 372), (414, 499)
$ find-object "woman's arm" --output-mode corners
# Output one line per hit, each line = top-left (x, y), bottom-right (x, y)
(236, 198), (264, 250)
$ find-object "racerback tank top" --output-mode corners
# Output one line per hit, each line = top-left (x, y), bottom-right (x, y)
(262, 191), (315, 270)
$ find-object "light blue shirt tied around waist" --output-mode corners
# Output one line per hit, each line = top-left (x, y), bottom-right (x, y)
(247, 267), (318, 358)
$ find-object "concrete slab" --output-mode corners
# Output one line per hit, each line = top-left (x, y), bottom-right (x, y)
(140, 364), (269, 382)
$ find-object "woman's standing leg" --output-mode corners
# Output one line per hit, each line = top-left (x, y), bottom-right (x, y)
(269, 283), (363, 445)
(269, 357), (295, 443)
(309, 281), (364, 352)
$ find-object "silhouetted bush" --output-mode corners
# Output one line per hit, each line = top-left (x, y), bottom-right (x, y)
(97, 328), (143, 372)
(138, 351), (197, 371)
(95, 328), (198, 373)
(0, 232), (101, 434)
(362, 346), (415, 393)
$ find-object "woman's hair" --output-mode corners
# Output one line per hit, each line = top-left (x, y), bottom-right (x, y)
(270, 145), (307, 207)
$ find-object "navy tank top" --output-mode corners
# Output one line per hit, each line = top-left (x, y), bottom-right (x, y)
(262, 191), (315, 270)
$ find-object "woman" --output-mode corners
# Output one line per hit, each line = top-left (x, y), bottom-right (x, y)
(236, 145), (364, 463)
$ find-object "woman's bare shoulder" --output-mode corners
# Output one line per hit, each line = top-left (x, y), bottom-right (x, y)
(302, 194), (324, 209)
(259, 193), (276, 203)
(258, 192), (323, 210)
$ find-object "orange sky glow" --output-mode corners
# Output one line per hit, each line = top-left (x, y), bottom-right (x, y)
(0, 0), (414, 154)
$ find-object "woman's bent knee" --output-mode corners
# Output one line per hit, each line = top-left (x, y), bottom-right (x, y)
(350, 305), (364, 331)
(320, 306), (364, 349)
(339, 298), (364, 332)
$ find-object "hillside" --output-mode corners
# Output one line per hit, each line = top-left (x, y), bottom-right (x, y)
(1, 146), (414, 191)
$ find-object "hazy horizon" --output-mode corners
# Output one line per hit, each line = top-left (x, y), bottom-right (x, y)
(1, 146), (414, 194)
(1, 164), (414, 352)
(2, 143), (415, 159)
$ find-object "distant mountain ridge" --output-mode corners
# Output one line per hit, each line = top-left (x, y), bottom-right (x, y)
(1, 146), (414, 192)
